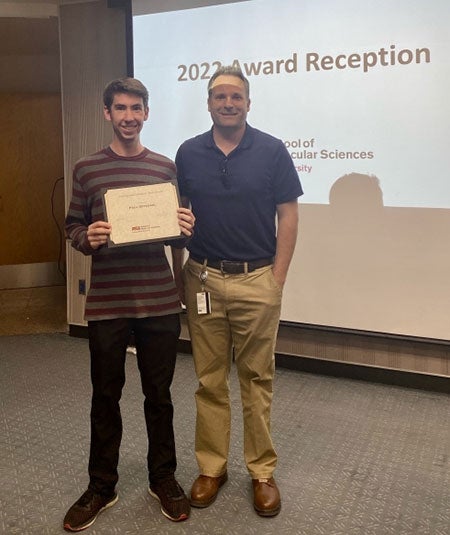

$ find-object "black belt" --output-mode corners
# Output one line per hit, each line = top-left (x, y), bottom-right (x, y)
(190, 255), (273, 274)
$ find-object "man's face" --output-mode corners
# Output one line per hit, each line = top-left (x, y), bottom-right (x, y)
(207, 75), (250, 130)
(104, 92), (149, 143)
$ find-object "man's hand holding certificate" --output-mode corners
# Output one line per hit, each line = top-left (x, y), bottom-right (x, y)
(103, 181), (183, 247)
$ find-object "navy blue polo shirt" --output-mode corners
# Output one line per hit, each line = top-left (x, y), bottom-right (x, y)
(176, 124), (303, 261)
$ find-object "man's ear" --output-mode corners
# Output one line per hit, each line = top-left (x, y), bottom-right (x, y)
(103, 106), (111, 121)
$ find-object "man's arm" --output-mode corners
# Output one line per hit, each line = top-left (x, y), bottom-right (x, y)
(272, 200), (299, 288)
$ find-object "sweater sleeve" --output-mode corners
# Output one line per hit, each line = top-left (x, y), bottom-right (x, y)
(65, 168), (98, 256)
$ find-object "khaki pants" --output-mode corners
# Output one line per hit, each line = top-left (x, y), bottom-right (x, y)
(183, 258), (282, 479)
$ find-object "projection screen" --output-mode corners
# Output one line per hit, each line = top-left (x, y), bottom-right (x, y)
(132, 0), (450, 341)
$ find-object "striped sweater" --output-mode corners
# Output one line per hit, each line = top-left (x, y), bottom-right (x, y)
(65, 147), (183, 321)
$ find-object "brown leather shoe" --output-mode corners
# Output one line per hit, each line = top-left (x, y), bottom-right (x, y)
(190, 472), (228, 508)
(252, 477), (281, 517)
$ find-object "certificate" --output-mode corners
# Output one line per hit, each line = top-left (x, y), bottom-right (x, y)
(103, 181), (181, 247)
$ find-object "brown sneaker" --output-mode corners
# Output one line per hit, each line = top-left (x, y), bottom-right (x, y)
(252, 477), (281, 517)
(190, 472), (228, 508)
(148, 476), (190, 522)
(63, 489), (118, 532)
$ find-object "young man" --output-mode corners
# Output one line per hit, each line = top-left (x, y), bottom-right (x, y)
(63, 78), (194, 531)
(174, 66), (303, 517)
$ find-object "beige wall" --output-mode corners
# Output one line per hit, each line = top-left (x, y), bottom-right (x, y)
(59, 0), (127, 325)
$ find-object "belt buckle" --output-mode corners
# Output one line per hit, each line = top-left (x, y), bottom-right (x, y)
(219, 260), (228, 274)
(220, 260), (244, 274)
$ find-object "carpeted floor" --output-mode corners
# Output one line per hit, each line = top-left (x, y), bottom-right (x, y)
(0, 286), (67, 336)
(0, 332), (449, 535)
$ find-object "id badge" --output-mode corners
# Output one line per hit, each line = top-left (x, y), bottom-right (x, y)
(196, 291), (211, 314)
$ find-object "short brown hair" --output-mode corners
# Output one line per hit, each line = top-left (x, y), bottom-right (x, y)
(103, 77), (149, 110)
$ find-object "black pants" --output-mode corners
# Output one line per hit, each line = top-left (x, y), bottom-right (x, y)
(87, 314), (180, 496)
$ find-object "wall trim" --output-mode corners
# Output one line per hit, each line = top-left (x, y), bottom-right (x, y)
(68, 325), (449, 393)
(0, 262), (65, 289)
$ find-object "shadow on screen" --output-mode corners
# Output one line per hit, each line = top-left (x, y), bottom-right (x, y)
(284, 172), (450, 340)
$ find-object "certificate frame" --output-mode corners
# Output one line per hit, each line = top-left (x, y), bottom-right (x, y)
(102, 181), (182, 247)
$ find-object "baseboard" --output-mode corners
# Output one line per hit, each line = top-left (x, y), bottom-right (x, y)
(275, 353), (450, 394)
(0, 262), (65, 289)
(68, 326), (448, 394)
